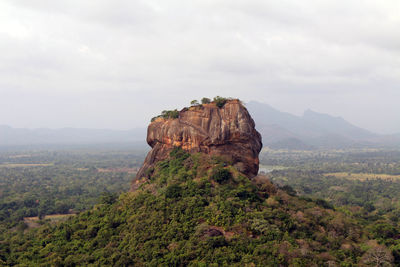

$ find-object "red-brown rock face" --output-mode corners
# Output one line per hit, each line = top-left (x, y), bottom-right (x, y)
(132, 99), (262, 191)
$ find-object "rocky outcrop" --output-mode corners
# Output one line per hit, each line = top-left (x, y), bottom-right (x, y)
(132, 99), (262, 191)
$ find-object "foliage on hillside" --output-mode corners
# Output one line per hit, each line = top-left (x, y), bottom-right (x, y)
(262, 149), (400, 265)
(1, 148), (390, 266)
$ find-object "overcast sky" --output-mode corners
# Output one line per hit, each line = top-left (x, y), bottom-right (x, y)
(0, 0), (399, 134)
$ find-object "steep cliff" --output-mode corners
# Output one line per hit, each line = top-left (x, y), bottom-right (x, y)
(132, 99), (262, 190)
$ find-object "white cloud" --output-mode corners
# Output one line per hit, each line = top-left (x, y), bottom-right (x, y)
(0, 0), (399, 133)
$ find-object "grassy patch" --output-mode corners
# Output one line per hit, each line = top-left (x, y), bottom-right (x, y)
(24, 214), (76, 229)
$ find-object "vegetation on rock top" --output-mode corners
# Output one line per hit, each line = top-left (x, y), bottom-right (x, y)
(151, 109), (180, 122)
(150, 97), (239, 122)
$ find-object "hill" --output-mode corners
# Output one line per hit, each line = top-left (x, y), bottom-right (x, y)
(246, 101), (399, 149)
(1, 149), (386, 266)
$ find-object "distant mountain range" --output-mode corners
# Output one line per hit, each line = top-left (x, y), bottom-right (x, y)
(0, 125), (146, 148)
(246, 101), (400, 149)
(1, 101), (399, 150)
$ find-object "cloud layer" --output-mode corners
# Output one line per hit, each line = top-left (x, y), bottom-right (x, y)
(0, 0), (399, 133)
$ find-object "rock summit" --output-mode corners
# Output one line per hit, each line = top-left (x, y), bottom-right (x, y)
(132, 99), (262, 190)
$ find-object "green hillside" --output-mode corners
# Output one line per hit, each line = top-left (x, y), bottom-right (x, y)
(1, 148), (392, 266)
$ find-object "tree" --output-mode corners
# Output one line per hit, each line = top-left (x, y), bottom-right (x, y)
(161, 109), (179, 119)
(165, 184), (182, 198)
(100, 192), (117, 205)
(361, 244), (394, 266)
(211, 167), (232, 183)
(213, 96), (227, 108)
(190, 100), (199, 106)
(201, 97), (211, 104)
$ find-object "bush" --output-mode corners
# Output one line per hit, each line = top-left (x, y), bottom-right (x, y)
(190, 100), (199, 106)
(169, 146), (190, 165)
(315, 198), (334, 210)
(100, 192), (117, 205)
(161, 109), (179, 119)
(213, 96), (227, 108)
(170, 147), (189, 160)
(206, 236), (227, 248)
(235, 189), (260, 202)
(201, 97), (211, 104)
(166, 184), (182, 198)
(281, 185), (297, 196)
(211, 168), (232, 183)
(151, 109), (179, 121)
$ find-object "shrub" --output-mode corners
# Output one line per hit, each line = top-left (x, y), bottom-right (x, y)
(211, 168), (232, 183)
(170, 147), (190, 161)
(161, 109), (179, 119)
(281, 185), (297, 196)
(235, 188), (260, 202)
(190, 100), (199, 106)
(100, 192), (117, 205)
(213, 96), (227, 108)
(201, 97), (211, 104)
(166, 184), (182, 198)
(315, 198), (334, 210)
(151, 109), (180, 121)
(206, 236), (227, 248)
